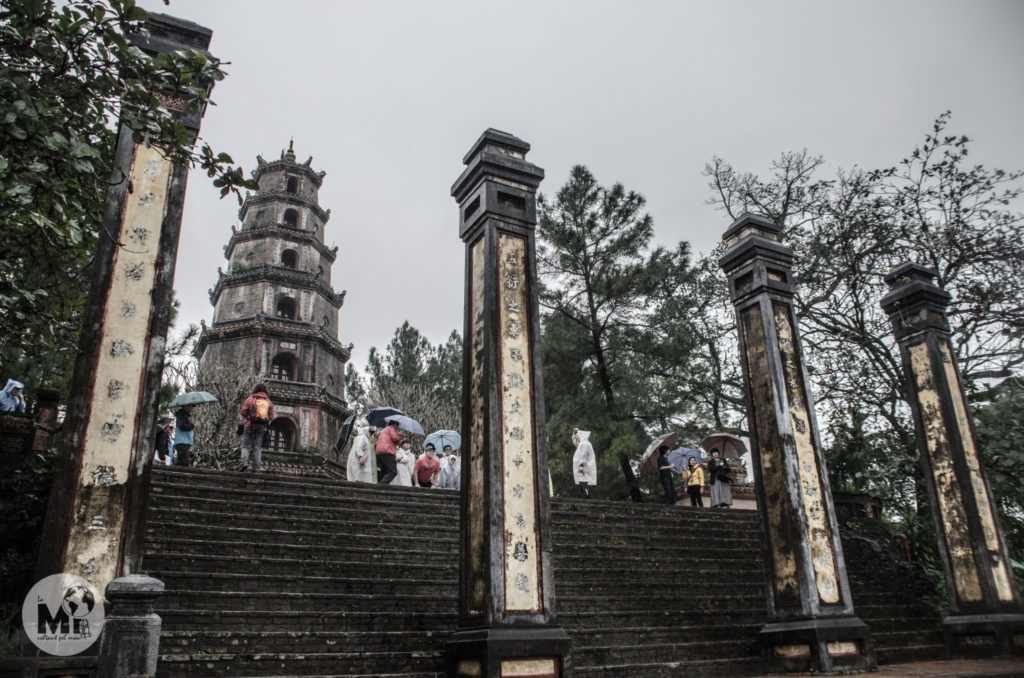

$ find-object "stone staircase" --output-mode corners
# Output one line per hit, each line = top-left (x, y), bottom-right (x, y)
(143, 466), (945, 677)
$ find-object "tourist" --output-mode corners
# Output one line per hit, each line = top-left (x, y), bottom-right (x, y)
(173, 404), (195, 467)
(657, 445), (677, 505)
(347, 424), (374, 483)
(155, 416), (174, 465)
(572, 428), (596, 499)
(239, 383), (274, 473)
(707, 448), (733, 508)
(393, 438), (415, 486)
(413, 443), (442, 488)
(375, 419), (402, 484)
(684, 455), (705, 507)
(438, 445), (461, 490)
(0, 379), (26, 412)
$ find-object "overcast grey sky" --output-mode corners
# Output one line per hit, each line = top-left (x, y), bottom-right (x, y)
(139, 0), (1024, 371)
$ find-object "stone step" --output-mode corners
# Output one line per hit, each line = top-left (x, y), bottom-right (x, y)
(156, 650), (444, 678)
(574, 638), (757, 666)
(558, 593), (767, 615)
(156, 609), (457, 633)
(147, 571), (456, 596)
(158, 589), (457, 613)
(144, 551), (457, 578)
(160, 629), (449, 654)
(150, 483), (458, 516)
(871, 628), (946, 649)
(552, 541), (762, 559)
(145, 520), (459, 551)
(557, 580), (765, 598)
(572, 622), (763, 646)
(573, 656), (765, 677)
(145, 536), (457, 565)
(148, 506), (459, 538)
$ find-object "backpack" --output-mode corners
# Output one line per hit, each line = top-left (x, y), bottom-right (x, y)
(250, 395), (270, 425)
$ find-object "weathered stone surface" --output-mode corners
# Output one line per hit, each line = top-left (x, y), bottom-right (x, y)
(881, 262), (1024, 655)
(720, 213), (875, 673)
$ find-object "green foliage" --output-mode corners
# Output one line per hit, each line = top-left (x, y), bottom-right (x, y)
(538, 166), (734, 499)
(0, 0), (256, 400)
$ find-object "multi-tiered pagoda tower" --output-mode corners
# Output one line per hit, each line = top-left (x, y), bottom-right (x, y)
(199, 142), (351, 453)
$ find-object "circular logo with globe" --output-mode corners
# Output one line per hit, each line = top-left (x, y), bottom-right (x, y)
(22, 574), (104, 655)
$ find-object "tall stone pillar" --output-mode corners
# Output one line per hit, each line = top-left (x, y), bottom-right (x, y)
(880, 262), (1024, 655)
(36, 14), (216, 597)
(718, 213), (875, 673)
(445, 129), (573, 677)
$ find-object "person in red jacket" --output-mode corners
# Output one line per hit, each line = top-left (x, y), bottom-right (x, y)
(413, 443), (442, 489)
(239, 383), (275, 473)
(375, 419), (402, 484)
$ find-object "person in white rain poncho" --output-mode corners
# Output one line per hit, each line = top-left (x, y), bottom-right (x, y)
(393, 439), (416, 487)
(347, 425), (374, 483)
(572, 429), (597, 499)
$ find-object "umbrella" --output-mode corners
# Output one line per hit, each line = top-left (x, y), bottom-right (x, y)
(639, 432), (678, 475)
(667, 447), (704, 474)
(424, 430), (461, 451)
(367, 407), (405, 429)
(385, 414), (424, 436)
(168, 391), (218, 408)
(701, 433), (746, 460)
(334, 414), (355, 452)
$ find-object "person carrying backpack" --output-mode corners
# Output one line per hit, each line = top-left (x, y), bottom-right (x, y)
(239, 383), (275, 473)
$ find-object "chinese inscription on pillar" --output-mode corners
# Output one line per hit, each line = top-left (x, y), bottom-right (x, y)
(65, 145), (173, 588)
(499, 235), (541, 612)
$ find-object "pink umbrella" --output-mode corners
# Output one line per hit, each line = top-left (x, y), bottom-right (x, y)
(701, 433), (746, 460)
(639, 432), (678, 475)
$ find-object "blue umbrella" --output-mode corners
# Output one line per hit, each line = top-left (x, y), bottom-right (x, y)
(385, 414), (424, 436)
(424, 430), (461, 451)
(168, 391), (218, 408)
(367, 407), (404, 429)
(667, 447), (704, 474)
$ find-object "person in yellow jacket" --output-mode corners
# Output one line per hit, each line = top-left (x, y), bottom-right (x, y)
(683, 456), (705, 507)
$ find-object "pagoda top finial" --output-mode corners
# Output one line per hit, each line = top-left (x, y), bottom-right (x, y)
(282, 138), (296, 162)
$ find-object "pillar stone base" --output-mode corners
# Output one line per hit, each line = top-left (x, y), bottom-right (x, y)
(97, 575), (164, 678)
(759, 616), (876, 674)
(445, 625), (573, 678)
(943, 612), (1024, 657)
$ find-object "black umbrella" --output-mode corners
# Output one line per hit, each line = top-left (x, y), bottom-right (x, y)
(367, 407), (405, 429)
(334, 414), (355, 452)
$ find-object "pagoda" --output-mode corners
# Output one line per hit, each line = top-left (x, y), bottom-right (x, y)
(198, 142), (351, 453)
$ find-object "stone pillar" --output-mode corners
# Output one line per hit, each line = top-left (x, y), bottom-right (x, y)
(718, 213), (875, 673)
(880, 262), (1024, 655)
(97, 575), (164, 677)
(36, 14), (216, 596)
(445, 129), (573, 677)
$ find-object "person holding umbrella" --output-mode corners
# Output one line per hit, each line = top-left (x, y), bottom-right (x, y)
(707, 448), (733, 508)
(657, 445), (677, 505)
(375, 419), (403, 484)
(173, 405), (195, 467)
